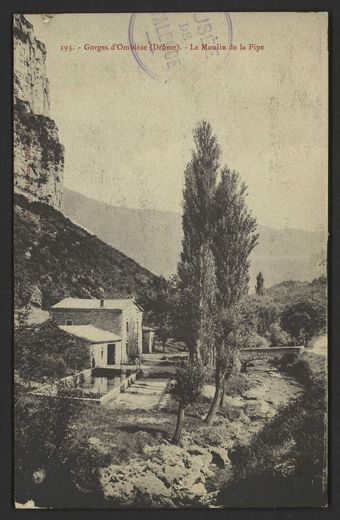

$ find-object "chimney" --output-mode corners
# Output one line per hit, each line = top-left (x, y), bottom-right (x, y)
(100, 299), (105, 308)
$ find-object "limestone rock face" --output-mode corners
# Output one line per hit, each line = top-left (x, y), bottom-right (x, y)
(100, 442), (217, 507)
(14, 14), (50, 117)
(14, 15), (64, 210)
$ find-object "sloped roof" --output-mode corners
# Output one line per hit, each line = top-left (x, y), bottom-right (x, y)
(58, 324), (121, 343)
(51, 297), (142, 311)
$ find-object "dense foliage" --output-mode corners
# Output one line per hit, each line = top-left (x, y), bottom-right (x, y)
(217, 354), (327, 507)
(280, 298), (326, 345)
(15, 320), (90, 382)
(255, 271), (265, 296)
(170, 360), (205, 444)
(170, 360), (205, 407)
(14, 193), (154, 309)
(15, 385), (110, 507)
(266, 276), (327, 307)
(136, 275), (178, 350)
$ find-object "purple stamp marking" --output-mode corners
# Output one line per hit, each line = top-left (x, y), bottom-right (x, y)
(128, 13), (233, 82)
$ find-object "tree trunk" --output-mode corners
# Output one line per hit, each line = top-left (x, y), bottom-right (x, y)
(172, 402), (185, 445)
(205, 364), (225, 425)
(219, 384), (225, 408)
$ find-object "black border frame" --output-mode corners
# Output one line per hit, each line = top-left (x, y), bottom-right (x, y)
(1, 1), (339, 519)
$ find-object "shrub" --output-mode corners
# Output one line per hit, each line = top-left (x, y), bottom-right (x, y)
(281, 298), (326, 345)
(217, 402), (242, 421)
(187, 395), (211, 417)
(224, 374), (253, 397)
(244, 334), (269, 349)
(275, 351), (323, 387)
(170, 360), (205, 444)
(15, 387), (110, 507)
(268, 323), (291, 347)
(217, 380), (327, 507)
(192, 424), (230, 447)
(15, 320), (90, 383)
(170, 360), (205, 407)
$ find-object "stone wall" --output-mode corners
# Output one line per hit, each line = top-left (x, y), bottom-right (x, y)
(50, 308), (123, 337)
(123, 308), (143, 357)
(14, 14), (64, 210)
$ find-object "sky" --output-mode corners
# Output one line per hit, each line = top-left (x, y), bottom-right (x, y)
(26, 12), (328, 233)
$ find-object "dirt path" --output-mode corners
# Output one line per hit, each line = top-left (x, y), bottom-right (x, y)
(108, 378), (170, 410)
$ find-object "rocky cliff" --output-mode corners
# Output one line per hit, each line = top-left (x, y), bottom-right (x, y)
(14, 14), (64, 210)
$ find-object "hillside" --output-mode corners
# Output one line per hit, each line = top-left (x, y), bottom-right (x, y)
(14, 194), (155, 310)
(266, 276), (327, 307)
(64, 188), (327, 286)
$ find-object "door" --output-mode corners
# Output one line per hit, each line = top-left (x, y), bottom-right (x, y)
(107, 343), (116, 365)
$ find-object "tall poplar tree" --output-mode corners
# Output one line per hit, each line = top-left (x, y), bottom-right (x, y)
(256, 272), (265, 296)
(177, 121), (220, 361)
(205, 168), (258, 424)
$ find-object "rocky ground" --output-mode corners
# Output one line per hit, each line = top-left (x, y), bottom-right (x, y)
(95, 359), (304, 507)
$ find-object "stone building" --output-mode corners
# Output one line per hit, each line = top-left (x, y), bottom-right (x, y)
(142, 326), (156, 354)
(50, 297), (143, 367)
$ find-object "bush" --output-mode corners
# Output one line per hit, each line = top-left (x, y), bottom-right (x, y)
(15, 387), (110, 507)
(192, 424), (231, 447)
(217, 380), (327, 507)
(281, 298), (326, 345)
(224, 374), (253, 397)
(268, 323), (291, 347)
(187, 395), (211, 417)
(217, 402), (242, 421)
(15, 320), (90, 383)
(275, 351), (324, 387)
(170, 360), (205, 407)
(244, 334), (269, 349)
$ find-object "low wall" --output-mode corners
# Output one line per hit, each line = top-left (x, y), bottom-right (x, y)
(31, 369), (139, 406)
(100, 372), (138, 405)
(61, 368), (93, 386)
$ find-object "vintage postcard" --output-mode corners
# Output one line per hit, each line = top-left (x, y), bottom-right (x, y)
(14, 12), (328, 508)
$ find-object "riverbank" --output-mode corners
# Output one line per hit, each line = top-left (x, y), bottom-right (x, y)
(74, 358), (304, 507)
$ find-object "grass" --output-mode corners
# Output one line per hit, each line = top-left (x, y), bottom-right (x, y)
(74, 403), (175, 464)
(274, 350), (326, 387)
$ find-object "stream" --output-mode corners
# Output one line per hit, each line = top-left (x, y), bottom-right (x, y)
(204, 359), (304, 499)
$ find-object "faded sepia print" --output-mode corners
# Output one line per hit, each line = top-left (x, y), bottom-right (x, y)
(14, 13), (328, 508)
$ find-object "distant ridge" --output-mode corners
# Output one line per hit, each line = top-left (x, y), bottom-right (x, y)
(63, 188), (327, 287)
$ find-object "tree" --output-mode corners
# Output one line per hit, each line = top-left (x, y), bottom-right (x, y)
(280, 299), (326, 345)
(15, 320), (90, 383)
(170, 359), (205, 444)
(255, 272), (265, 296)
(252, 295), (280, 336)
(177, 121), (220, 361)
(205, 168), (258, 424)
(136, 275), (177, 352)
(268, 322), (290, 347)
(244, 333), (270, 349)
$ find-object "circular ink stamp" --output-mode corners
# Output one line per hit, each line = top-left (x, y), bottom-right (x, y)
(128, 13), (233, 82)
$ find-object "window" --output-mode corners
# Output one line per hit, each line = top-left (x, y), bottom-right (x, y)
(126, 321), (129, 333)
(66, 319), (73, 325)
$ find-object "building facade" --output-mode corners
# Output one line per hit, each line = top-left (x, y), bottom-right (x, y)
(50, 298), (143, 366)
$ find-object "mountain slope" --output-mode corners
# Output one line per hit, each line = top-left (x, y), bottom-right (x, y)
(14, 194), (155, 310)
(63, 188), (326, 286)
